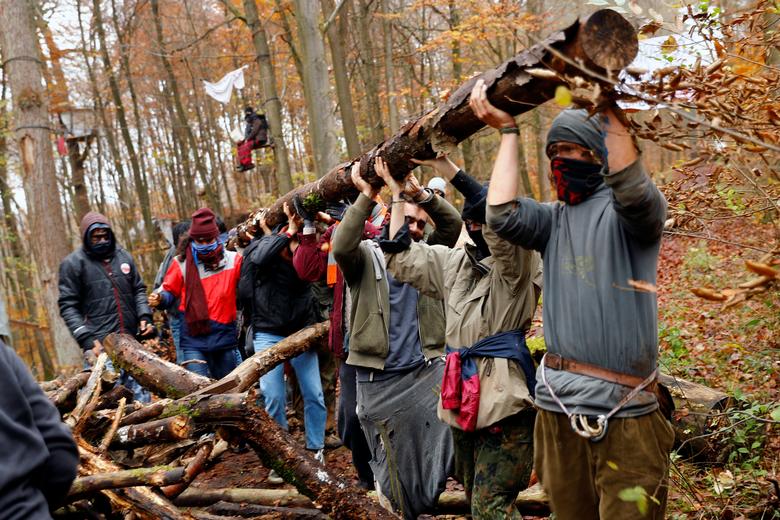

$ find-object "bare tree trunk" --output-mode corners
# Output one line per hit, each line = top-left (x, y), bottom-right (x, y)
(355, 0), (385, 143)
(292, 0), (341, 177)
(448, 0), (473, 174)
(93, 0), (157, 253)
(0, 0), (82, 368)
(150, 0), (222, 214)
(380, 0), (400, 133)
(243, 9), (638, 229)
(321, 0), (361, 158)
(239, 0), (293, 195)
(529, 0), (550, 201)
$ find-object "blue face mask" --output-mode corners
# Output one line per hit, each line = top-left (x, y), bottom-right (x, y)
(192, 240), (219, 255)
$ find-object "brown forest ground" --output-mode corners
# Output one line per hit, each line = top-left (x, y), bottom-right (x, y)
(193, 218), (779, 519)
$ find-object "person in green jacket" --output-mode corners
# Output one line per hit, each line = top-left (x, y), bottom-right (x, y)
(331, 159), (460, 519)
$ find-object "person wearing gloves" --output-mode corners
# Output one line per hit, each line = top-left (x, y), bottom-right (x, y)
(377, 155), (541, 519)
(472, 76), (672, 520)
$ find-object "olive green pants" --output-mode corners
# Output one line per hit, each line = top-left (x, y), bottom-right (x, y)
(452, 409), (535, 519)
(534, 409), (675, 520)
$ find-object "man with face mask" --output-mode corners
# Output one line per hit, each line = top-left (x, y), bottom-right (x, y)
(58, 212), (154, 399)
(150, 208), (243, 379)
(473, 78), (672, 519)
(377, 155), (541, 519)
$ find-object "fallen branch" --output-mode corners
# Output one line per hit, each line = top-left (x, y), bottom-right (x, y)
(104, 333), (212, 398)
(161, 440), (215, 498)
(69, 464), (186, 497)
(67, 353), (107, 431)
(100, 396), (126, 454)
(173, 487), (312, 508)
(48, 371), (90, 411)
(112, 415), (194, 448)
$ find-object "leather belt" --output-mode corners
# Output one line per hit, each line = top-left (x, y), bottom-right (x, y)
(543, 353), (657, 392)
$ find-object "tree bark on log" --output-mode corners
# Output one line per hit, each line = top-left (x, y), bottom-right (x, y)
(96, 385), (134, 411)
(121, 398), (173, 426)
(174, 488), (312, 508)
(161, 440), (214, 498)
(69, 465), (186, 497)
(104, 333), (212, 398)
(200, 501), (328, 519)
(159, 393), (249, 424)
(191, 321), (329, 396)
(659, 373), (733, 460)
(76, 438), (193, 519)
(48, 371), (90, 411)
(112, 415), (194, 448)
(238, 8), (637, 230)
(67, 353), (107, 429)
(436, 483), (549, 515)
(235, 395), (394, 520)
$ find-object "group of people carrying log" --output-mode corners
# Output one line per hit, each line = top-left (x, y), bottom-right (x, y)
(2, 80), (673, 520)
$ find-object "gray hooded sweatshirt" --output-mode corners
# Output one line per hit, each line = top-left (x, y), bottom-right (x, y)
(486, 109), (667, 418)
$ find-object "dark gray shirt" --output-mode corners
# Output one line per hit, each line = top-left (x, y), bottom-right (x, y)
(487, 159), (667, 418)
(358, 273), (425, 381)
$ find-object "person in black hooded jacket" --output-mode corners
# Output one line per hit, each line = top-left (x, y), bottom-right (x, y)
(58, 212), (153, 356)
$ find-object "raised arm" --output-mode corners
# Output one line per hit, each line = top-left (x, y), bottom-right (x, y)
(602, 109), (667, 242)
(331, 161), (375, 282)
(468, 78), (554, 251)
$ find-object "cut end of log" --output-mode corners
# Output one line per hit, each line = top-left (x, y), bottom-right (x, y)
(580, 9), (638, 71)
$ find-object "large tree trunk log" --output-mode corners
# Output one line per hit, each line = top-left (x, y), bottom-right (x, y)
(159, 393), (249, 424)
(192, 321), (329, 396)
(235, 395), (394, 520)
(112, 415), (194, 448)
(659, 373), (733, 460)
(104, 333), (212, 398)
(69, 465), (186, 497)
(174, 488), (312, 508)
(76, 438), (192, 519)
(238, 8), (637, 231)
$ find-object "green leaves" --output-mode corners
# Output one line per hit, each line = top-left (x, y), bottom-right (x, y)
(618, 486), (655, 515)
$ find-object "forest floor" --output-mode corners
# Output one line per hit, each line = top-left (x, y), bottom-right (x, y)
(191, 219), (779, 519)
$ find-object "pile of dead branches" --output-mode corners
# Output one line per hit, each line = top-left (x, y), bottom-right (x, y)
(42, 322), (400, 520)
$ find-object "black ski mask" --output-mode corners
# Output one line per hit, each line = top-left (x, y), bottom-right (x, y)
(461, 185), (491, 261)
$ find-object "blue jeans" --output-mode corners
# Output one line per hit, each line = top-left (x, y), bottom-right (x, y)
(253, 331), (326, 450)
(83, 356), (150, 403)
(180, 346), (241, 379)
(169, 314), (183, 363)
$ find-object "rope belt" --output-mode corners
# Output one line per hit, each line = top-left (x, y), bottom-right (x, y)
(540, 353), (658, 442)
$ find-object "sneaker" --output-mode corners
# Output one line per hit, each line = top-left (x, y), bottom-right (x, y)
(310, 448), (325, 465)
(324, 434), (342, 449)
(267, 469), (284, 484)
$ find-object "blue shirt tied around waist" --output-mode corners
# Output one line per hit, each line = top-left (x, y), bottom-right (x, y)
(441, 329), (536, 431)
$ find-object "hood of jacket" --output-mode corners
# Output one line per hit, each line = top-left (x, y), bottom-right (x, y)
(79, 211), (116, 258)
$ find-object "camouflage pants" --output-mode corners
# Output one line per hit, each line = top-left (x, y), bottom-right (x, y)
(452, 408), (535, 520)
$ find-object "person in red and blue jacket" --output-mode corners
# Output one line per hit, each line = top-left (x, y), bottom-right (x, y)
(149, 208), (242, 379)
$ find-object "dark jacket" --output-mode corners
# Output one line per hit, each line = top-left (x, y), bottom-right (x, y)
(241, 233), (318, 336)
(0, 342), (78, 517)
(244, 112), (268, 142)
(58, 216), (152, 351)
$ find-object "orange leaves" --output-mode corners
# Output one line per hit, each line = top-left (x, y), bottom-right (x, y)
(691, 287), (727, 301)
